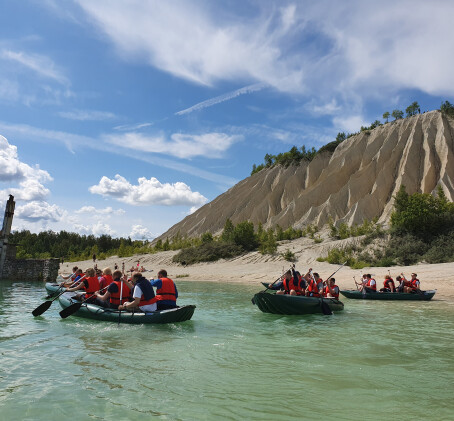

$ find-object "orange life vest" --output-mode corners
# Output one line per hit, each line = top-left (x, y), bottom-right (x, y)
(384, 279), (395, 290)
(155, 277), (177, 303)
(83, 276), (99, 298)
(410, 279), (420, 289)
(307, 279), (322, 297)
(324, 285), (339, 299)
(366, 278), (376, 291)
(99, 274), (114, 290)
(109, 281), (131, 306)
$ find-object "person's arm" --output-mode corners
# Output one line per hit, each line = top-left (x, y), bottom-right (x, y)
(150, 278), (162, 288)
(66, 279), (87, 292)
(95, 289), (111, 301)
(119, 296), (140, 310)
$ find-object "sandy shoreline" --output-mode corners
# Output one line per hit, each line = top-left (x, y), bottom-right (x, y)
(59, 236), (454, 303)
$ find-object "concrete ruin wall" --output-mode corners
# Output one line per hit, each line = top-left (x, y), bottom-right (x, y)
(1, 257), (60, 282)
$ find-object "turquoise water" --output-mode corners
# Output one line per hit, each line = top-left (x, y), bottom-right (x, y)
(0, 281), (453, 421)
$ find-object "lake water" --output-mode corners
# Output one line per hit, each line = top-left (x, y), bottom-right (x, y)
(0, 280), (453, 420)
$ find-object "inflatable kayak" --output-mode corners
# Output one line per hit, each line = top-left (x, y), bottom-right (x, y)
(58, 292), (196, 324)
(252, 291), (344, 315)
(45, 282), (64, 297)
(340, 289), (436, 300)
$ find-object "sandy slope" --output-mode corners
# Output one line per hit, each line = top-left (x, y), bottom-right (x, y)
(59, 236), (454, 303)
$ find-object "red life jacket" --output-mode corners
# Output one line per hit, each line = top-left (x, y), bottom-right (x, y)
(324, 285), (339, 299)
(410, 279), (420, 289)
(366, 279), (376, 291)
(307, 279), (322, 297)
(109, 281), (131, 306)
(156, 277), (177, 303)
(384, 279), (395, 290)
(83, 276), (100, 298)
(99, 274), (114, 290)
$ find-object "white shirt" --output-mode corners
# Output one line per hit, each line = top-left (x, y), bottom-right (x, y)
(133, 284), (157, 312)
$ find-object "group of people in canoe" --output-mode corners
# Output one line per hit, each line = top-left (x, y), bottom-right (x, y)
(268, 266), (423, 298)
(356, 272), (421, 294)
(59, 266), (178, 312)
(269, 265), (340, 299)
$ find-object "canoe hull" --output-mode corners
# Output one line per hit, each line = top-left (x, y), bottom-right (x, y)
(58, 292), (196, 324)
(252, 292), (344, 315)
(340, 290), (436, 301)
(45, 282), (64, 297)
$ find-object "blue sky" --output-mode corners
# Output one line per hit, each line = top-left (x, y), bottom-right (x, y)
(1, 0), (453, 240)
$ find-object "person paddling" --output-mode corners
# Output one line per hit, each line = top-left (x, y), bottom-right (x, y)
(65, 267), (99, 303)
(150, 269), (178, 310)
(402, 273), (420, 293)
(94, 270), (131, 309)
(118, 272), (157, 313)
(275, 265), (305, 296)
(305, 269), (323, 297)
(324, 277), (340, 299)
(380, 274), (396, 292)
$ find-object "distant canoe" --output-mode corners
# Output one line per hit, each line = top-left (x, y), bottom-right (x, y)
(340, 289), (436, 301)
(252, 291), (344, 315)
(45, 282), (64, 297)
(58, 292), (196, 324)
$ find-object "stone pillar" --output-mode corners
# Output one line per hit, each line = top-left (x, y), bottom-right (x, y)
(0, 195), (16, 279)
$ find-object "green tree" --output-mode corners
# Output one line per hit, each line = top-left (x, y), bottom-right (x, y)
(392, 109), (404, 120)
(258, 228), (277, 254)
(383, 111), (390, 123)
(201, 232), (213, 244)
(406, 101), (420, 117)
(221, 219), (235, 243)
(336, 132), (347, 143)
(440, 100), (454, 116)
(233, 221), (257, 251)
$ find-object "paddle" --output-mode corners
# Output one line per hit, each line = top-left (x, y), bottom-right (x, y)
(309, 270), (332, 315)
(32, 277), (85, 317)
(118, 276), (124, 326)
(59, 284), (109, 319)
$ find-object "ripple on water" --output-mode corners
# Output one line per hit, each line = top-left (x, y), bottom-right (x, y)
(0, 281), (453, 420)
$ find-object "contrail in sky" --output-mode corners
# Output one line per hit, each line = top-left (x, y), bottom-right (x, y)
(175, 83), (267, 116)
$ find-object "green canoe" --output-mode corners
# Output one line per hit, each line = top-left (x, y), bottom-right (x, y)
(58, 292), (196, 324)
(45, 282), (64, 297)
(252, 291), (344, 315)
(340, 289), (436, 301)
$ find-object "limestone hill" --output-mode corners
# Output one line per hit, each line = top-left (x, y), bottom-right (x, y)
(157, 110), (454, 240)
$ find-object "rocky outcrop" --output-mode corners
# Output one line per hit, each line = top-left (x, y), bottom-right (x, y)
(157, 111), (454, 240)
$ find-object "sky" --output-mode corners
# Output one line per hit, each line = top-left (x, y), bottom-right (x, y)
(1, 0), (453, 240)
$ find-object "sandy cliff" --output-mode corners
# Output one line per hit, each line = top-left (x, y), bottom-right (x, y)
(157, 111), (454, 240)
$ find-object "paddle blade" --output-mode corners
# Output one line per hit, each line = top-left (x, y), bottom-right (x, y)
(32, 300), (53, 317)
(321, 300), (333, 316)
(59, 302), (82, 319)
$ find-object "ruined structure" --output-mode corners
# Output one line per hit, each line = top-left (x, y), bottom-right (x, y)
(0, 195), (60, 282)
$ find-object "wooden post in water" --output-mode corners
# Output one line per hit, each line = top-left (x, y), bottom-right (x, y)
(0, 195), (15, 279)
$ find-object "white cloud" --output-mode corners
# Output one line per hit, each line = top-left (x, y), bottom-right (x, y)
(58, 109), (116, 121)
(75, 0), (305, 92)
(306, 99), (341, 116)
(89, 174), (208, 207)
(15, 201), (64, 222)
(114, 122), (153, 131)
(0, 122), (239, 187)
(0, 135), (52, 200)
(75, 206), (125, 215)
(73, 221), (116, 236)
(73, 0), (454, 102)
(332, 115), (368, 134)
(130, 224), (154, 240)
(176, 83), (266, 115)
(105, 131), (241, 159)
(0, 49), (69, 86)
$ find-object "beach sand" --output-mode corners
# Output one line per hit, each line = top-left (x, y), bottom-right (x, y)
(59, 236), (454, 303)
